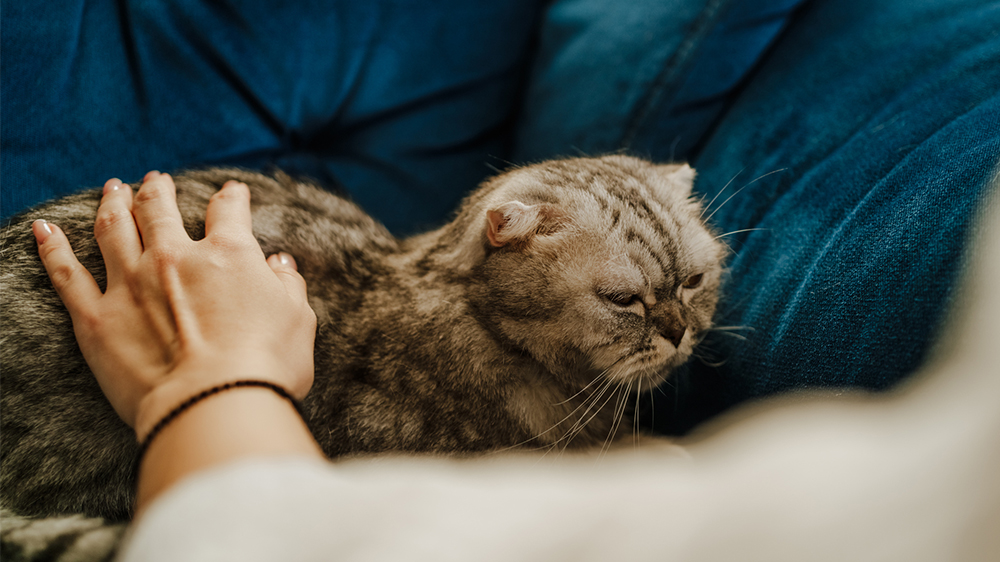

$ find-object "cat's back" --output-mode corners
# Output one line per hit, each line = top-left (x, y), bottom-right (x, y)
(174, 169), (400, 320)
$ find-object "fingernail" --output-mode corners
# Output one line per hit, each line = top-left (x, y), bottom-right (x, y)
(103, 178), (123, 194)
(32, 219), (54, 243)
(144, 170), (160, 182)
(278, 252), (297, 269)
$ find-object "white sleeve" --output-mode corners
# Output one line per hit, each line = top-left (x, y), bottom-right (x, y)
(118, 387), (998, 562)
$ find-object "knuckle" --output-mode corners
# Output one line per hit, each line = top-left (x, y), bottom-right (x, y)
(46, 259), (81, 290)
(145, 215), (176, 230)
(93, 207), (133, 238)
(36, 237), (61, 262)
(148, 245), (182, 269)
(142, 215), (185, 238)
(210, 230), (258, 253)
(134, 182), (170, 205)
(74, 308), (103, 334)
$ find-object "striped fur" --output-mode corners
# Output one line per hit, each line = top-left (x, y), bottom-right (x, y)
(0, 155), (725, 558)
(0, 509), (125, 562)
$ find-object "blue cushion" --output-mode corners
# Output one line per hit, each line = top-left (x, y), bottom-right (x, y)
(643, 0), (1000, 432)
(514, 0), (805, 163)
(1, 1), (541, 234)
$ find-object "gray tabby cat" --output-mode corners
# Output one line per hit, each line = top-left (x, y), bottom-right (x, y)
(0, 155), (724, 560)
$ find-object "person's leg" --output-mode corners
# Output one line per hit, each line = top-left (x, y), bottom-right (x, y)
(2, 1), (541, 234)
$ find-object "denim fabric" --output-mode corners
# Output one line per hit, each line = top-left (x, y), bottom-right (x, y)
(514, 0), (806, 163)
(1, 1), (540, 234)
(640, 0), (1000, 433)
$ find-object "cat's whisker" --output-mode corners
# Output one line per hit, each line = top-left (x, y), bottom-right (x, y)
(700, 167), (745, 220)
(530, 355), (635, 450)
(693, 354), (728, 368)
(599, 384), (626, 457)
(600, 380), (632, 458)
(543, 370), (617, 425)
(552, 371), (607, 406)
(668, 136), (682, 162)
(494, 365), (622, 453)
(633, 379), (642, 449)
(713, 228), (769, 240)
(485, 154), (518, 171)
(557, 377), (617, 447)
(704, 168), (789, 223)
(647, 379), (655, 436)
(561, 377), (623, 451)
(658, 376), (676, 392)
(717, 332), (748, 342)
(718, 240), (737, 256)
(654, 383), (672, 402)
(615, 381), (633, 444)
(707, 324), (754, 342)
(691, 341), (726, 365)
(550, 377), (616, 452)
(710, 325), (754, 332)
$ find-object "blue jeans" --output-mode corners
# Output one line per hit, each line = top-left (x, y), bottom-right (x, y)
(4, 0), (997, 433)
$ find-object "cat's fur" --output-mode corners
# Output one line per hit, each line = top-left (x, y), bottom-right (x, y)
(1, 155), (724, 557)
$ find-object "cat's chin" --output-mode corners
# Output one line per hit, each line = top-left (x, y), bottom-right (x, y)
(605, 346), (690, 388)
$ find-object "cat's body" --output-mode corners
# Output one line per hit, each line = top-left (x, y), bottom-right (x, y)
(1, 156), (724, 550)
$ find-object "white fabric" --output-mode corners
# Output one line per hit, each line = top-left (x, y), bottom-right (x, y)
(119, 201), (1000, 562)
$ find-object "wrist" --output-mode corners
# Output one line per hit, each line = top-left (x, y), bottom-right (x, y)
(135, 385), (323, 515)
(136, 380), (299, 458)
(133, 356), (302, 443)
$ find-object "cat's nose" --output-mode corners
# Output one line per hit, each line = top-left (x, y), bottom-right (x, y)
(651, 304), (686, 348)
(663, 326), (686, 348)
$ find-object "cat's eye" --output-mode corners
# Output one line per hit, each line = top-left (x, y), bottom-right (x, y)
(603, 292), (640, 307)
(682, 274), (704, 289)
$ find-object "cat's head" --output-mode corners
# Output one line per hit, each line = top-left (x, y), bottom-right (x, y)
(458, 155), (726, 391)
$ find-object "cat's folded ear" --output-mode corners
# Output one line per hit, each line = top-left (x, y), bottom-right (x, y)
(654, 163), (696, 197)
(485, 201), (563, 247)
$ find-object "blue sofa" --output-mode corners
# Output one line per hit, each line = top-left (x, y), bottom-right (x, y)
(3, 0), (997, 434)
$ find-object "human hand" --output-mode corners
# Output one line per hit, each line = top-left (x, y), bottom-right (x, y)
(33, 171), (317, 442)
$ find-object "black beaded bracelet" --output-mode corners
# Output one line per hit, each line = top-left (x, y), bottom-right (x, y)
(135, 380), (299, 467)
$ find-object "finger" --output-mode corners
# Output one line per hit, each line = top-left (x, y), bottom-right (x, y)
(33, 220), (103, 315)
(131, 171), (188, 247)
(267, 252), (310, 303)
(205, 181), (253, 240)
(94, 178), (142, 285)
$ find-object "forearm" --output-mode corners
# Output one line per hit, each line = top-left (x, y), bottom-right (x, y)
(136, 385), (324, 515)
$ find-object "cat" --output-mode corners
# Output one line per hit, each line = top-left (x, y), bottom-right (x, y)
(0, 155), (725, 559)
